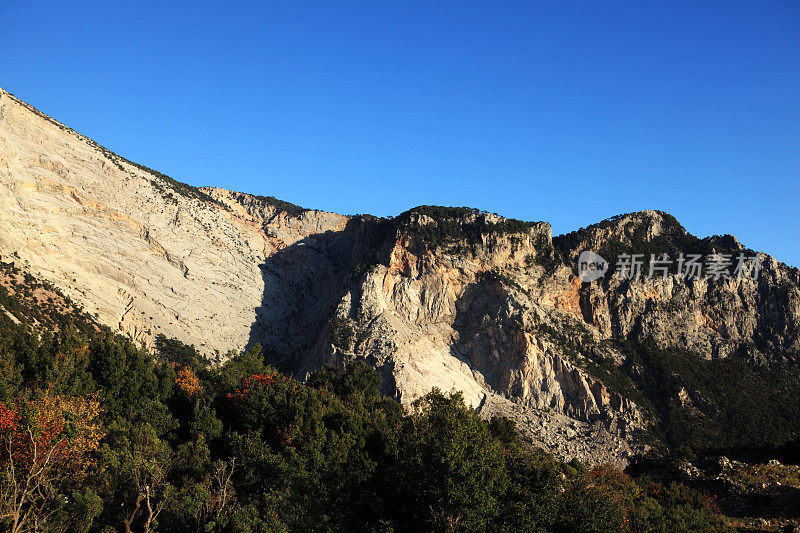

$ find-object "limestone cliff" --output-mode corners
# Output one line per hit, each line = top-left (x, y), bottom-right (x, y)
(554, 211), (800, 363)
(0, 87), (347, 357)
(2, 88), (799, 466)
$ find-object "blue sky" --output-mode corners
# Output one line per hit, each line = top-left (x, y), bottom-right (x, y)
(2, 1), (798, 265)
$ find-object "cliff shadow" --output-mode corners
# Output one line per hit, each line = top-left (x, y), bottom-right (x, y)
(450, 275), (530, 399)
(245, 216), (393, 376)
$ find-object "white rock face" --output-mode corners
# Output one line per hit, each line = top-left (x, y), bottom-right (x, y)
(0, 88), (647, 464)
(0, 87), (347, 355)
(4, 88), (797, 466)
(315, 219), (650, 465)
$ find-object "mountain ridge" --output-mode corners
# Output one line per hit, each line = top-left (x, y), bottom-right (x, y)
(2, 87), (799, 466)
(5, 83), (780, 264)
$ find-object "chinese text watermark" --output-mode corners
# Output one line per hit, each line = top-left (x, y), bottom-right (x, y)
(577, 251), (762, 283)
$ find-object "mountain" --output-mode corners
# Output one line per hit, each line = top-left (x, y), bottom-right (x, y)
(1, 87), (799, 467)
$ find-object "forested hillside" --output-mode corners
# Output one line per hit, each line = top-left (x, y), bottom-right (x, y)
(2, 87), (800, 531)
(4, 87), (800, 472)
(0, 264), (732, 532)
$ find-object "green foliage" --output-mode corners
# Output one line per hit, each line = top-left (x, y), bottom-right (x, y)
(351, 260), (380, 281)
(0, 287), (735, 532)
(252, 195), (309, 217)
(61, 488), (104, 533)
(328, 314), (355, 349)
(493, 446), (562, 532)
(621, 340), (800, 454)
(396, 205), (540, 251)
(401, 205), (481, 220)
(392, 390), (509, 531)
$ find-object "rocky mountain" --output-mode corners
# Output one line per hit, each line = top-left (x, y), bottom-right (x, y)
(1, 87), (799, 467)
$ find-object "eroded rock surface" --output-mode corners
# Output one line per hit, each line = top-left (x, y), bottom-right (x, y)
(2, 88), (798, 466)
(0, 87), (347, 356)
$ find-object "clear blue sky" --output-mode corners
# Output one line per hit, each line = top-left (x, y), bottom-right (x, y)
(2, 1), (798, 265)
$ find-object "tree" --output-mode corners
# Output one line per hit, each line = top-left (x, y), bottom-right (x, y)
(0, 389), (103, 533)
(99, 422), (172, 533)
(394, 390), (509, 531)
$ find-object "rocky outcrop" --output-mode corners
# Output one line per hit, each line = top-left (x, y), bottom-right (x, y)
(308, 211), (652, 465)
(555, 211), (800, 363)
(2, 88), (798, 466)
(0, 87), (348, 355)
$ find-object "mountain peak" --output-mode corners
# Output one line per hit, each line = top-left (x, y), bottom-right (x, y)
(1, 88), (800, 470)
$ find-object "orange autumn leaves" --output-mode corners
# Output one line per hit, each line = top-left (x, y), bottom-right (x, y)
(0, 388), (104, 483)
(175, 366), (202, 397)
(0, 404), (16, 433)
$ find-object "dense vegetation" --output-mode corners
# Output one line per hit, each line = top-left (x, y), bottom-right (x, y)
(617, 341), (800, 456)
(252, 195), (309, 218)
(0, 312), (730, 531)
(396, 206), (541, 250)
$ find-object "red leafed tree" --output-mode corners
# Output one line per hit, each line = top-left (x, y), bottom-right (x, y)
(225, 372), (281, 401)
(0, 388), (104, 533)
